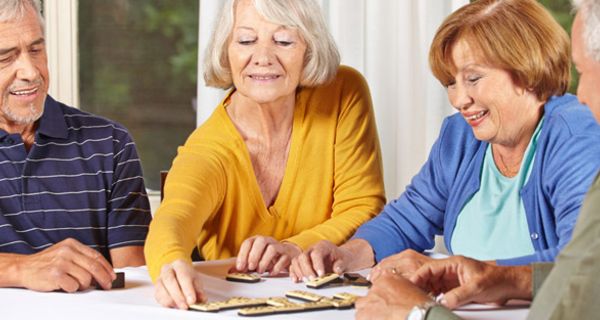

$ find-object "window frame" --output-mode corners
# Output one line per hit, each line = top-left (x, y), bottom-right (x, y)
(44, 0), (79, 108)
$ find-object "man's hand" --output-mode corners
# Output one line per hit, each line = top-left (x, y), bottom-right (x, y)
(232, 236), (301, 276)
(369, 249), (432, 282)
(410, 256), (532, 309)
(155, 259), (205, 309)
(16, 238), (116, 292)
(356, 270), (432, 320)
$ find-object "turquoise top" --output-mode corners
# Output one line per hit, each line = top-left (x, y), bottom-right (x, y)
(451, 118), (544, 260)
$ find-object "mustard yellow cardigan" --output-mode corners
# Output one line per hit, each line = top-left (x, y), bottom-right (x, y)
(145, 66), (385, 280)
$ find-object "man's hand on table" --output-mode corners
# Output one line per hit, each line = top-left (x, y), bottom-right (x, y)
(356, 269), (432, 320)
(155, 259), (206, 309)
(16, 238), (116, 292)
(410, 255), (532, 309)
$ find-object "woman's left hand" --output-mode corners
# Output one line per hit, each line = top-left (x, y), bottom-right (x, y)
(369, 249), (432, 282)
(232, 236), (302, 276)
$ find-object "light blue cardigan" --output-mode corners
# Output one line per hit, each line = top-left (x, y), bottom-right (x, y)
(354, 94), (600, 265)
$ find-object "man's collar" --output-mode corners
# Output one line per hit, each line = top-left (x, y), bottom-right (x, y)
(37, 95), (69, 139)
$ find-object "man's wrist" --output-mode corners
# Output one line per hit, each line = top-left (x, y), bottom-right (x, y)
(504, 265), (533, 300)
(0, 253), (25, 288)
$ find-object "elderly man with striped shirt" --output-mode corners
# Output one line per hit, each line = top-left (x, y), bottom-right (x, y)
(0, 0), (151, 292)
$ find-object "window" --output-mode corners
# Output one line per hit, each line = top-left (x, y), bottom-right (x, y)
(77, 0), (199, 191)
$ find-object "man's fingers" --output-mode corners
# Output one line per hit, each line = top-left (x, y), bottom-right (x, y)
(56, 272), (81, 293)
(63, 262), (94, 290)
(441, 284), (476, 309)
(70, 252), (114, 290)
(368, 266), (383, 282)
(67, 239), (115, 278)
(52, 239), (114, 290)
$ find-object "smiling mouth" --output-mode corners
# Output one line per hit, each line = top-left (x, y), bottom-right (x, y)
(249, 75), (280, 80)
(466, 110), (488, 121)
(10, 87), (39, 96)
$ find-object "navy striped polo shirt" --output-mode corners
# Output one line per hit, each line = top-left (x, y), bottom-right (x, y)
(0, 96), (151, 262)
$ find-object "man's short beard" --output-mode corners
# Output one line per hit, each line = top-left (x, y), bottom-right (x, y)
(1, 101), (44, 125)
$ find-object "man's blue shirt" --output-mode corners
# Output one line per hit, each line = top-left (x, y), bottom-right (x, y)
(0, 96), (151, 261)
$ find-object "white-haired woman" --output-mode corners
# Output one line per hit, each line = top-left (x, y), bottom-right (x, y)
(144, 0), (385, 309)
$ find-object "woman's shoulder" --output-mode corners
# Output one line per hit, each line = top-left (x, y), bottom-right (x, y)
(182, 106), (242, 156)
(306, 65), (368, 94)
(332, 65), (369, 90)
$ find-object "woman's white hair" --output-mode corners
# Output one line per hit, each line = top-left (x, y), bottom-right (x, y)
(204, 0), (340, 89)
(573, 0), (600, 61)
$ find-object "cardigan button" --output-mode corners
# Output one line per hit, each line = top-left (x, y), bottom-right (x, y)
(530, 232), (539, 240)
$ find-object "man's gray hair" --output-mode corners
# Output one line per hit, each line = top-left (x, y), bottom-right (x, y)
(0, 0), (44, 28)
(573, 0), (600, 61)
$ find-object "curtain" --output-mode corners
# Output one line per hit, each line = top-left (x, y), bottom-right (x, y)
(197, 0), (468, 199)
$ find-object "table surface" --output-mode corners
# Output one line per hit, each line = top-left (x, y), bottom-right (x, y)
(1, 259), (530, 320)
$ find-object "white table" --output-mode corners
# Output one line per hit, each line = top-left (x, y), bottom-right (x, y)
(0, 259), (529, 319)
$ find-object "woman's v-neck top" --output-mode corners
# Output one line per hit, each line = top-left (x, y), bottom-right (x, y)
(145, 66), (385, 280)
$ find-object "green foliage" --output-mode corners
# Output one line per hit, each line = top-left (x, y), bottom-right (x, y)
(78, 0), (198, 189)
(538, 0), (579, 93)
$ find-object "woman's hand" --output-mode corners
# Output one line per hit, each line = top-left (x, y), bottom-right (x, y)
(289, 240), (355, 282)
(233, 236), (301, 276)
(154, 259), (206, 309)
(369, 249), (432, 282)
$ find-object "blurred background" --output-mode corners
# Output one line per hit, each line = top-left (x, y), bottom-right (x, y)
(42, 0), (576, 211)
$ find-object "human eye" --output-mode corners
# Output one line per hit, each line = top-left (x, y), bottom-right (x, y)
(274, 38), (293, 46)
(0, 54), (14, 65)
(236, 34), (256, 45)
(466, 75), (481, 85)
(238, 38), (256, 45)
(273, 30), (296, 47)
(445, 81), (456, 89)
(29, 46), (43, 55)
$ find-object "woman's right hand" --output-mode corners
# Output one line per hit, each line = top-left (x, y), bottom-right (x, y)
(289, 240), (354, 282)
(154, 259), (206, 309)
